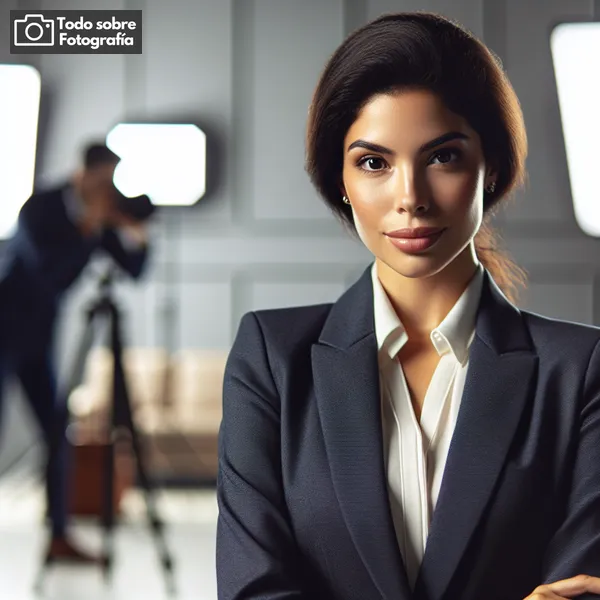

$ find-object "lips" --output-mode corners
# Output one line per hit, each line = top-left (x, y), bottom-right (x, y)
(385, 227), (445, 239)
(384, 227), (446, 253)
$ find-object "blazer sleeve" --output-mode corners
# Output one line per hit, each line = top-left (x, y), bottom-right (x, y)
(540, 338), (600, 598)
(99, 228), (148, 279)
(216, 311), (306, 599)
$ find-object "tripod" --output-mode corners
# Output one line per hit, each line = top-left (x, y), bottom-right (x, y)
(34, 266), (176, 595)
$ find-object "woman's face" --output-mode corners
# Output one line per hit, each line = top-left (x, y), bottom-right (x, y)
(341, 89), (495, 282)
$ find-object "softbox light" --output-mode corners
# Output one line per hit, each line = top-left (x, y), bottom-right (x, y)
(106, 123), (207, 207)
(0, 64), (41, 239)
(550, 22), (600, 236)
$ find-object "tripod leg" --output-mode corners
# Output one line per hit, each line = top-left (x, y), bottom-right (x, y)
(101, 431), (117, 583)
(110, 306), (176, 595)
(64, 310), (98, 400)
(123, 410), (176, 596)
(32, 553), (53, 595)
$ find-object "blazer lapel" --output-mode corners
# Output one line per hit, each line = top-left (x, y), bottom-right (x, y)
(413, 271), (538, 600)
(313, 265), (412, 600)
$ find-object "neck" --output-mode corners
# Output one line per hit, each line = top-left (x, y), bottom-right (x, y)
(376, 244), (479, 340)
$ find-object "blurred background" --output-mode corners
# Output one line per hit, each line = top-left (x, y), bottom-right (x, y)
(0, 0), (599, 598)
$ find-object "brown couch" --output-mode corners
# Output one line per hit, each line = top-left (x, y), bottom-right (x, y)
(69, 345), (227, 494)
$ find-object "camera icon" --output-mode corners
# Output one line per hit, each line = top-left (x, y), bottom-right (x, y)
(14, 14), (55, 47)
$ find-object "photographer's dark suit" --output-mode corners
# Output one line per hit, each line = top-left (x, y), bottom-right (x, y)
(0, 183), (147, 537)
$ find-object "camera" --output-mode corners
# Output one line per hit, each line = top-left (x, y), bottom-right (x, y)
(114, 191), (157, 223)
(14, 14), (55, 46)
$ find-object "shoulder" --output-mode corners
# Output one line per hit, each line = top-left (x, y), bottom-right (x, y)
(25, 184), (65, 205)
(20, 185), (66, 220)
(225, 303), (334, 401)
(520, 308), (600, 355)
(235, 303), (333, 350)
(229, 303), (334, 376)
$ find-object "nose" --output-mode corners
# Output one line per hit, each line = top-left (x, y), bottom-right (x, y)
(393, 164), (429, 215)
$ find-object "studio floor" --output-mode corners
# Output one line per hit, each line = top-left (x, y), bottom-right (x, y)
(0, 475), (219, 600)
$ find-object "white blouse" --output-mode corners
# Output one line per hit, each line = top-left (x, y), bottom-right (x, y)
(371, 261), (484, 590)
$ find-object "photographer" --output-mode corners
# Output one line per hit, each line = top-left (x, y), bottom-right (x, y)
(0, 142), (149, 562)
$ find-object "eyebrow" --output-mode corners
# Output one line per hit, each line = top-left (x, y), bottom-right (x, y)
(347, 131), (469, 155)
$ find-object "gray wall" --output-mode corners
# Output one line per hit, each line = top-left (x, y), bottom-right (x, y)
(2, 0), (600, 471)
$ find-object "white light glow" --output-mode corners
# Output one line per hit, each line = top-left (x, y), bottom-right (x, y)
(106, 123), (206, 206)
(550, 22), (600, 236)
(0, 64), (41, 239)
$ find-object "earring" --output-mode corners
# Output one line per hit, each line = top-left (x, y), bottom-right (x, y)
(342, 195), (351, 205)
(486, 181), (496, 194)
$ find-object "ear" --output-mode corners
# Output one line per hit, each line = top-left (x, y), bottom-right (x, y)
(484, 160), (499, 188)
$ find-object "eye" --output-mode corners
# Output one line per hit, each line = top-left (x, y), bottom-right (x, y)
(356, 156), (388, 172)
(429, 148), (462, 165)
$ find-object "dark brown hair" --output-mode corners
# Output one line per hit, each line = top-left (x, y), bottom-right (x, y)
(82, 141), (120, 170)
(305, 11), (528, 302)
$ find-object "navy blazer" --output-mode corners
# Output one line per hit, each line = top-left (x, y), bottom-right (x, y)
(0, 184), (148, 356)
(217, 265), (600, 600)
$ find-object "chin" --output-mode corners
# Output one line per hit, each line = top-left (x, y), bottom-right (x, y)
(379, 251), (450, 280)
(375, 230), (475, 281)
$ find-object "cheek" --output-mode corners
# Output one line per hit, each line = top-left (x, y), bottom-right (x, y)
(352, 207), (369, 245)
(433, 172), (482, 216)
(350, 203), (384, 250)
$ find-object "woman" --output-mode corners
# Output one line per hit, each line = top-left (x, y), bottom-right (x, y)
(216, 12), (600, 600)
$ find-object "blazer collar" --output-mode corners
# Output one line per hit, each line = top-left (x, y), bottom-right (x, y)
(317, 264), (375, 349)
(313, 264), (537, 600)
(318, 263), (533, 355)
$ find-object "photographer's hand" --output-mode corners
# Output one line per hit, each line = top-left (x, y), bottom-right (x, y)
(106, 209), (148, 248)
(118, 222), (148, 248)
(99, 209), (149, 278)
